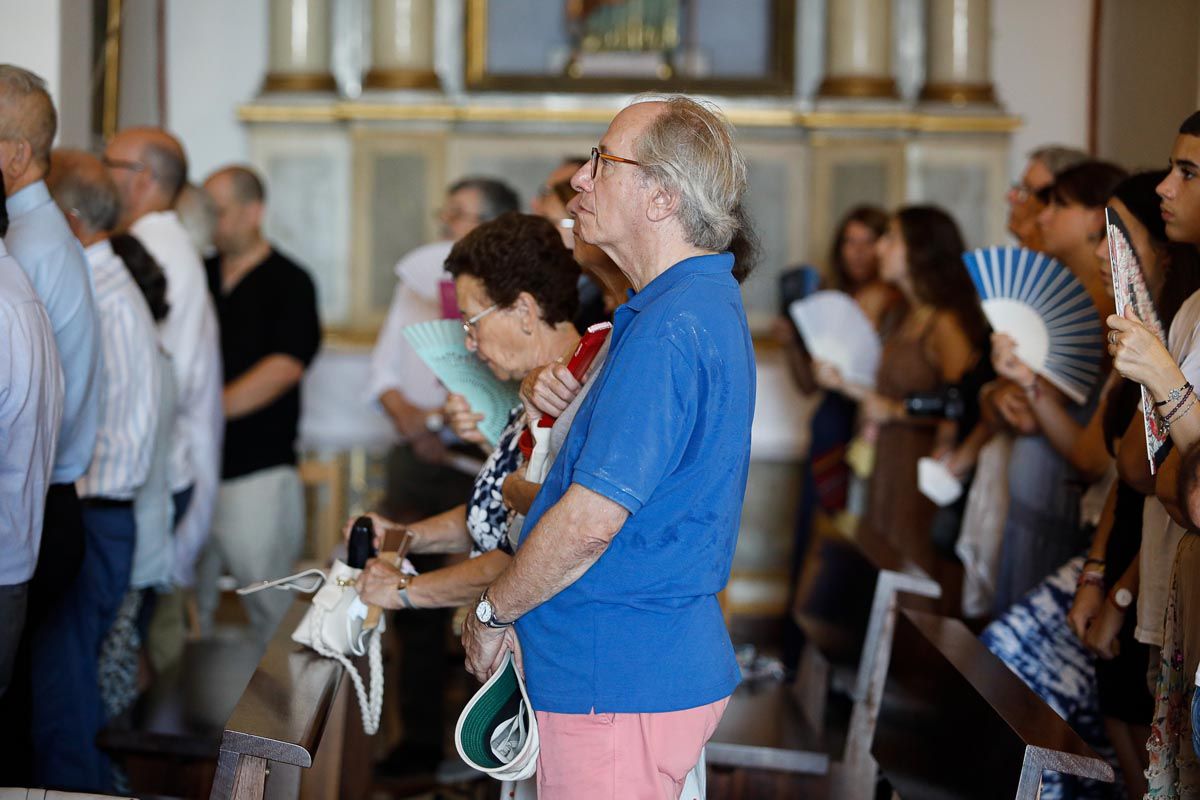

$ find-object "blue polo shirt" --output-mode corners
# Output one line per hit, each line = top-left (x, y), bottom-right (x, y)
(516, 252), (756, 714)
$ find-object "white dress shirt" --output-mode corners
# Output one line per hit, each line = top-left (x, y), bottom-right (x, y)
(75, 240), (161, 500)
(368, 240), (454, 417)
(132, 347), (177, 590)
(131, 210), (223, 587)
(0, 239), (64, 585)
(4, 180), (100, 484)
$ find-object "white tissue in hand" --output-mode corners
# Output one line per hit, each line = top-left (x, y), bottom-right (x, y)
(348, 596), (369, 620)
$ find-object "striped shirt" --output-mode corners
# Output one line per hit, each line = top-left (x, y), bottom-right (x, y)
(75, 239), (161, 500)
(4, 180), (101, 483)
(0, 239), (63, 585)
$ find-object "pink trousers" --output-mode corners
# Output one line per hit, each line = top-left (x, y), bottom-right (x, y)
(533, 696), (730, 800)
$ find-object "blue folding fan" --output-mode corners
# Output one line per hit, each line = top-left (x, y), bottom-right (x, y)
(962, 246), (1103, 404)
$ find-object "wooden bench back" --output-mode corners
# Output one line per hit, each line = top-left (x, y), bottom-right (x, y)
(873, 609), (1114, 799)
(208, 601), (344, 800)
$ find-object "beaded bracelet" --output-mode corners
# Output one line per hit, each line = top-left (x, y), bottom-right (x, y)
(1077, 570), (1105, 589)
(1162, 395), (1199, 437)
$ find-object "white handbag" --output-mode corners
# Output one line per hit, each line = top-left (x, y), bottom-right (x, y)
(238, 558), (412, 735)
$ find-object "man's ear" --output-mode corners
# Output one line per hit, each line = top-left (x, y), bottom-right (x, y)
(0, 139), (32, 186)
(647, 184), (681, 223)
(248, 200), (265, 230)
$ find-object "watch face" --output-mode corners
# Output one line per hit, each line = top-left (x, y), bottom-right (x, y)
(476, 599), (493, 623)
(1115, 588), (1133, 608)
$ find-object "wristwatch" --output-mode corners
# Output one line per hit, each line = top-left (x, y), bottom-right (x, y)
(397, 575), (416, 610)
(475, 590), (512, 629)
(1110, 587), (1134, 611)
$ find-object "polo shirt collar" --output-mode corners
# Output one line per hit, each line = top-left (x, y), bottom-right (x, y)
(5, 179), (50, 219)
(624, 252), (734, 313)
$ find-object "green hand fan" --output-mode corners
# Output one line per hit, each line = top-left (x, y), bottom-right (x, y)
(402, 320), (520, 446)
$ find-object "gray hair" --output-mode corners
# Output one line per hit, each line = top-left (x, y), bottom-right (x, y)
(48, 160), (120, 235)
(174, 183), (218, 257)
(1028, 145), (1089, 178)
(631, 95), (747, 252)
(143, 140), (188, 203)
(448, 176), (520, 221)
(0, 64), (57, 168)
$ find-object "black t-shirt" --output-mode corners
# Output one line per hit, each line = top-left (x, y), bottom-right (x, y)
(205, 249), (321, 479)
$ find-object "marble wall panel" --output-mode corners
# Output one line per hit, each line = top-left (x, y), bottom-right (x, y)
(250, 130), (352, 324)
(908, 136), (1009, 248)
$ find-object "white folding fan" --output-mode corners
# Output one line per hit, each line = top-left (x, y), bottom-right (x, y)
(963, 246), (1103, 405)
(402, 319), (521, 446)
(788, 291), (881, 389)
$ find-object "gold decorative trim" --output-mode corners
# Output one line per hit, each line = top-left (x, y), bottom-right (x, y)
(362, 68), (442, 91)
(817, 75), (898, 99)
(101, 0), (123, 140)
(263, 72), (338, 93)
(321, 326), (380, 348)
(919, 82), (997, 106)
(236, 101), (1021, 134)
(238, 104), (341, 123)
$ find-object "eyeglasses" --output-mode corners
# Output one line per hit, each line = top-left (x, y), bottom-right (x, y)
(435, 206), (483, 224)
(590, 146), (640, 181)
(461, 303), (500, 338)
(102, 156), (148, 174)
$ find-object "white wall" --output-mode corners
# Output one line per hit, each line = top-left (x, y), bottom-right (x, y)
(165, 0), (266, 181)
(992, 0), (1093, 179)
(0, 0), (92, 148)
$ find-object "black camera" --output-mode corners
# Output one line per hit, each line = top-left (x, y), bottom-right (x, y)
(904, 385), (965, 421)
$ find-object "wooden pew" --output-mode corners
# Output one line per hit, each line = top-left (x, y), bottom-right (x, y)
(706, 678), (830, 776)
(207, 601), (345, 800)
(873, 609), (1115, 800)
(793, 521), (941, 799)
(99, 636), (264, 797)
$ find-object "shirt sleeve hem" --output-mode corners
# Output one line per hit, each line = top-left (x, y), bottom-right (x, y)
(572, 469), (644, 514)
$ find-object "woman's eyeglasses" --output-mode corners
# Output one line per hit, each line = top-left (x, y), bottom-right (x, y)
(461, 304), (500, 338)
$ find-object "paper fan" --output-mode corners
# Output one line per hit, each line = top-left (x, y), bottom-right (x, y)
(788, 291), (881, 388)
(1107, 207), (1169, 471)
(402, 320), (520, 446)
(962, 246), (1103, 405)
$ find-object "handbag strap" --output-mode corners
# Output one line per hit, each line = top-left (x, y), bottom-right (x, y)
(236, 568), (327, 596)
(304, 608), (385, 735)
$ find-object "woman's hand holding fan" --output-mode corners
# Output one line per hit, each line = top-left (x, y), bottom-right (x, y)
(445, 393), (488, 445)
(812, 359), (846, 392)
(1106, 306), (1184, 397)
(991, 333), (1037, 389)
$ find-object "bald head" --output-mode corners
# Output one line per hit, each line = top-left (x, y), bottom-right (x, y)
(0, 64), (58, 192)
(47, 149), (121, 243)
(105, 126), (189, 227)
(204, 164), (269, 258)
(207, 165), (265, 205)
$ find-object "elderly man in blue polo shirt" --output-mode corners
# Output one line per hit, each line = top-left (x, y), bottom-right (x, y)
(462, 95), (755, 799)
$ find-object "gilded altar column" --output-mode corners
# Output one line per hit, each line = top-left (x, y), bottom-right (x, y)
(818, 0), (897, 99)
(920, 0), (995, 104)
(363, 0), (440, 90)
(263, 0), (337, 92)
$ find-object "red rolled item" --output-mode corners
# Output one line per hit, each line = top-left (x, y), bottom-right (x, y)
(518, 322), (612, 457)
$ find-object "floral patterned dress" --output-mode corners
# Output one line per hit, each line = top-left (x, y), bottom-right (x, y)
(466, 407), (525, 557)
(1145, 534), (1200, 799)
